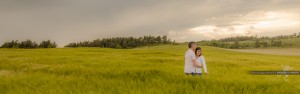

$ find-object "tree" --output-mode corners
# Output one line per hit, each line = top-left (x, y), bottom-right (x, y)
(293, 33), (297, 38)
(232, 40), (240, 49)
(261, 41), (269, 47)
(155, 36), (162, 44)
(275, 40), (282, 47)
(162, 35), (168, 44)
(65, 42), (77, 47)
(39, 40), (57, 48)
(255, 40), (260, 48)
(19, 39), (38, 48)
(1, 40), (19, 48)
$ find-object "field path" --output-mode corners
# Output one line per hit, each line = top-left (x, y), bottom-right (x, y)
(225, 48), (300, 56)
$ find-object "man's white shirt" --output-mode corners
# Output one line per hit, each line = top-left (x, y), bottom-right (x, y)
(184, 49), (196, 73)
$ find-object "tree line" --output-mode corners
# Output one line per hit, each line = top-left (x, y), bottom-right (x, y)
(198, 32), (300, 49)
(218, 32), (300, 42)
(1, 40), (57, 48)
(65, 35), (175, 48)
(1, 35), (175, 49)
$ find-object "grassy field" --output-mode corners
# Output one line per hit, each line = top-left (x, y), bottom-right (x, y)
(0, 45), (300, 94)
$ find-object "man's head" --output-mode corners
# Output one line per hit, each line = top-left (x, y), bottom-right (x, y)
(188, 42), (197, 51)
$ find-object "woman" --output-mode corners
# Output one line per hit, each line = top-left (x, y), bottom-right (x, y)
(194, 47), (208, 76)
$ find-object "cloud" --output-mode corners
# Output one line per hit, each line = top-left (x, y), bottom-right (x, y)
(0, 0), (300, 46)
(169, 10), (300, 42)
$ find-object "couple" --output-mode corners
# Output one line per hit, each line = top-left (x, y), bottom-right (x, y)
(184, 42), (208, 76)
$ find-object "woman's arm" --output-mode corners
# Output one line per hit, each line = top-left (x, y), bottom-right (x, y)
(201, 56), (208, 73)
(193, 59), (202, 68)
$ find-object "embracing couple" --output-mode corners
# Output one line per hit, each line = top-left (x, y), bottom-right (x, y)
(184, 42), (208, 76)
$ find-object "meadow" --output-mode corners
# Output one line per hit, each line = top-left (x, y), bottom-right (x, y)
(0, 45), (300, 94)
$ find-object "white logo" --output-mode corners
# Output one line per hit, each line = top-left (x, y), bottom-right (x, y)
(277, 65), (293, 81)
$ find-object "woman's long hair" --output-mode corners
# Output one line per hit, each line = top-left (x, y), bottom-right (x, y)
(195, 47), (202, 57)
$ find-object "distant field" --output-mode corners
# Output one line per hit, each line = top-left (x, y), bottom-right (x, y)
(0, 45), (300, 94)
(226, 48), (300, 56)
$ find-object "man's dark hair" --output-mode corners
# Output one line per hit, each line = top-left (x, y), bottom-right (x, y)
(188, 42), (196, 48)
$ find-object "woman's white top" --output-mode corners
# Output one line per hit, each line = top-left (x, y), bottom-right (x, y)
(195, 56), (207, 73)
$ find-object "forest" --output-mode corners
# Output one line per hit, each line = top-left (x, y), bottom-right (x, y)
(1, 35), (175, 49)
(65, 35), (174, 48)
(0, 40), (57, 48)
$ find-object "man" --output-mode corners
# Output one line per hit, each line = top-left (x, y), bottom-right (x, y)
(184, 42), (202, 76)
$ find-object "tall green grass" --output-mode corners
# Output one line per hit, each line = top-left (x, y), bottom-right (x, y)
(0, 45), (299, 94)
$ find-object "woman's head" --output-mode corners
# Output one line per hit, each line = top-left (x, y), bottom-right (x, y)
(195, 47), (202, 56)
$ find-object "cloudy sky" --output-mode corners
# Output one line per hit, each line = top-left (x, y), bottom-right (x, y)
(1, 0), (300, 47)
